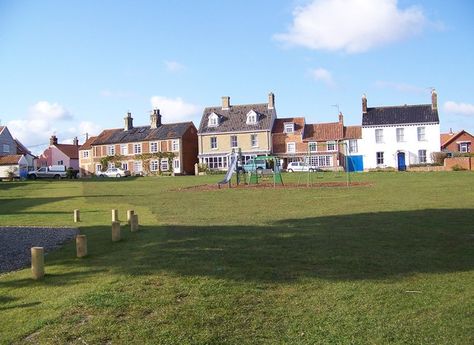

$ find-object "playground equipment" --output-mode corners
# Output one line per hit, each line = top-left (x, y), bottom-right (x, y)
(217, 151), (239, 188)
(247, 155), (283, 187)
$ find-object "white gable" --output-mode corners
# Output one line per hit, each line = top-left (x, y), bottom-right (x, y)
(208, 112), (219, 127)
(246, 110), (258, 124)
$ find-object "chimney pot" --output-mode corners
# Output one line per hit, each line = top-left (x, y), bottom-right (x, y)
(362, 94), (367, 114)
(49, 135), (58, 146)
(431, 89), (438, 111)
(73, 137), (79, 146)
(222, 96), (230, 110)
(268, 92), (275, 110)
(338, 112), (344, 124)
(124, 112), (133, 131)
(150, 108), (162, 128)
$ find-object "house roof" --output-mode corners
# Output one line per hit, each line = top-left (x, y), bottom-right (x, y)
(92, 122), (194, 145)
(272, 117), (305, 134)
(0, 126), (4, 135)
(440, 130), (473, 148)
(0, 154), (22, 165)
(55, 144), (79, 159)
(303, 122), (344, 141)
(343, 125), (362, 139)
(362, 104), (439, 126)
(198, 103), (276, 134)
(79, 136), (97, 150)
(14, 139), (36, 157)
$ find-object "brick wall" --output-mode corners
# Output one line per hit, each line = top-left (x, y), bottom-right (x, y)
(444, 157), (473, 170)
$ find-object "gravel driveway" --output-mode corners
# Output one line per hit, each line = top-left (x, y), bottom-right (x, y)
(0, 227), (78, 273)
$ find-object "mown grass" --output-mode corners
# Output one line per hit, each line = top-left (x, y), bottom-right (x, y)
(0, 172), (473, 344)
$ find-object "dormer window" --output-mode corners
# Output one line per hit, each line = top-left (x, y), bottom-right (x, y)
(246, 110), (258, 124)
(208, 112), (219, 127)
(284, 122), (294, 133)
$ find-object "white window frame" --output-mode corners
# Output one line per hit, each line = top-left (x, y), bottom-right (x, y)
(172, 140), (179, 152)
(134, 160), (143, 173)
(150, 142), (158, 153)
(287, 142), (296, 153)
(150, 160), (159, 172)
(250, 134), (258, 147)
(210, 137), (217, 150)
(349, 140), (358, 154)
(160, 158), (169, 171)
(396, 128), (404, 142)
(284, 123), (294, 133)
(3, 144), (10, 153)
(96, 164), (102, 172)
(327, 141), (336, 151)
(208, 112), (219, 127)
(121, 144), (128, 155)
(230, 135), (238, 148)
(417, 127), (426, 141)
(375, 129), (384, 143)
(107, 145), (115, 156)
(173, 158), (180, 170)
(133, 143), (142, 154)
(418, 149), (427, 163)
(246, 110), (258, 124)
(309, 142), (317, 152)
(376, 152), (384, 165)
(82, 150), (89, 158)
(121, 162), (128, 171)
(459, 142), (469, 153)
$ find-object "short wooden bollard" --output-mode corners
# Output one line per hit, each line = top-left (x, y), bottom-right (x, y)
(76, 235), (88, 258)
(31, 247), (45, 280)
(112, 221), (121, 242)
(74, 209), (80, 222)
(127, 210), (134, 224)
(112, 209), (119, 222)
(130, 214), (139, 232)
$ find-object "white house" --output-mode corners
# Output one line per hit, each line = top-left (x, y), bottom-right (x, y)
(359, 90), (440, 170)
(0, 154), (28, 179)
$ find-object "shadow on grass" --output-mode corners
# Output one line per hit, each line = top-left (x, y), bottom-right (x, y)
(2, 209), (473, 285)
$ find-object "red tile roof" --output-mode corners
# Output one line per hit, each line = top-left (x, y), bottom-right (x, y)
(344, 126), (362, 139)
(303, 122), (344, 141)
(0, 155), (22, 165)
(55, 144), (79, 159)
(79, 136), (97, 150)
(272, 117), (306, 134)
(440, 130), (474, 148)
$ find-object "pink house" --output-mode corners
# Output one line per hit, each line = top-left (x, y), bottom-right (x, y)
(38, 135), (80, 170)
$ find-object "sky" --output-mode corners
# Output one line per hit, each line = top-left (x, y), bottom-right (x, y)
(0, 0), (473, 152)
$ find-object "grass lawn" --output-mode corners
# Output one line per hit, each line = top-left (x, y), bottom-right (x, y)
(0, 172), (473, 344)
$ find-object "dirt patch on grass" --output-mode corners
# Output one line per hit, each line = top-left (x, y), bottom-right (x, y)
(174, 181), (372, 192)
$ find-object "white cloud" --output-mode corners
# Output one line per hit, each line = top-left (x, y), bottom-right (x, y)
(444, 101), (474, 116)
(309, 67), (336, 87)
(164, 60), (185, 73)
(150, 96), (200, 123)
(29, 101), (72, 120)
(274, 0), (427, 53)
(374, 80), (425, 94)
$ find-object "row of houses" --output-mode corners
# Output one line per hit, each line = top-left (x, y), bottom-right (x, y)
(1, 90), (472, 178)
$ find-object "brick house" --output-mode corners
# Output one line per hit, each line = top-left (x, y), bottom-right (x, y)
(440, 129), (473, 154)
(198, 93), (277, 170)
(271, 117), (306, 168)
(80, 110), (198, 176)
(38, 135), (80, 170)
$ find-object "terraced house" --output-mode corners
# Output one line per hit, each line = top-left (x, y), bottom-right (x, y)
(79, 110), (198, 176)
(198, 93), (277, 170)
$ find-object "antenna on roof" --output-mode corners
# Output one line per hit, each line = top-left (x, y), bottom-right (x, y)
(331, 104), (340, 114)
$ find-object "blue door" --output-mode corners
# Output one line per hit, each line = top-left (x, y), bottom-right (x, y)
(347, 155), (364, 172)
(397, 152), (406, 171)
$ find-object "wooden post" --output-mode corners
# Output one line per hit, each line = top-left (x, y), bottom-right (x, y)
(194, 163), (199, 176)
(112, 209), (119, 222)
(76, 235), (87, 258)
(130, 214), (139, 232)
(127, 210), (134, 224)
(31, 247), (44, 280)
(112, 221), (121, 242)
(73, 209), (80, 222)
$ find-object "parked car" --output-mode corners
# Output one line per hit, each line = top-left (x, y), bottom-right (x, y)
(286, 162), (320, 172)
(28, 165), (67, 179)
(98, 167), (131, 178)
(242, 158), (267, 172)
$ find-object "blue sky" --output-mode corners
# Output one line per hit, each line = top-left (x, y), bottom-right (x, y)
(1, 0), (473, 151)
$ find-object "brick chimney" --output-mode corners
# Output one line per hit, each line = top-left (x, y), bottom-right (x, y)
(431, 89), (438, 111)
(222, 96), (230, 110)
(150, 108), (162, 129)
(362, 94), (367, 114)
(73, 137), (79, 146)
(50, 135), (58, 146)
(268, 92), (275, 110)
(124, 112), (133, 131)
(338, 112), (344, 124)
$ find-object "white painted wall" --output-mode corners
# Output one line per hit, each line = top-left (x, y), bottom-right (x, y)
(360, 123), (440, 170)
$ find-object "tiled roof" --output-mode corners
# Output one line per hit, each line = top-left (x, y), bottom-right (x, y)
(0, 154), (22, 165)
(14, 139), (35, 156)
(303, 122), (344, 141)
(343, 126), (362, 139)
(362, 104), (439, 126)
(0, 126), (4, 134)
(55, 144), (79, 159)
(198, 103), (276, 134)
(93, 122), (194, 145)
(272, 117), (305, 134)
(79, 136), (97, 150)
(440, 130), (473, 147)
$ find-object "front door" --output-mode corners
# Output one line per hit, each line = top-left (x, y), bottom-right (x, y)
(397, 152), (406, 171)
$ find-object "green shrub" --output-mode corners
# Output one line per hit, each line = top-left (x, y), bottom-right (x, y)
(451, 164), (467, 171)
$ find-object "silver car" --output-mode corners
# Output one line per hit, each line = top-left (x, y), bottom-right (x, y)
(99, 167), (131, 178)
(286, 162), (320, 172)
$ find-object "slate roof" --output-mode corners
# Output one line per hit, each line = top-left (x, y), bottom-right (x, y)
(55, 144), (79, 160)
(0, 154), (22, 165)
(343, 126), (362, 139)
(362, 104), (439, 126)
(272, 117), (305, 134)
(93, 122), (194, 145)
(303, 122), (344, 141)
(198, 103), (276, 134)
(14, 139), (36, 157)
(79, 136), (97, 150)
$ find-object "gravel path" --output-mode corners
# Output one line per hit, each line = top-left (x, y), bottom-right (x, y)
(0, 227), (78, 273)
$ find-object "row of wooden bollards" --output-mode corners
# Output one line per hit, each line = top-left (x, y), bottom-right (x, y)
(31, 209), (139, 280)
